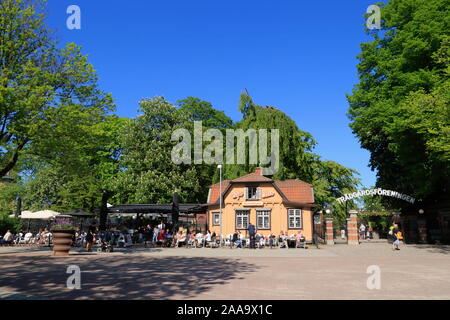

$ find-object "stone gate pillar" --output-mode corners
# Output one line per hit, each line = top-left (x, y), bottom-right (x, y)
(347, 210), (359, 245)
(325, 217), (334, 245)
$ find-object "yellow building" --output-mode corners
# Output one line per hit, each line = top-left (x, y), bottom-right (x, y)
(207, 168), (316, 240)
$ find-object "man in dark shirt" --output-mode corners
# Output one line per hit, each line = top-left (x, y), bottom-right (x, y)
(248, 223), (256, 249)
(86, 221), (97, 252)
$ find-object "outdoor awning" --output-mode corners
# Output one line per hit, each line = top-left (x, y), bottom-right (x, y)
(108, 203), (207, 214)
(63, 209), (95, 218)
(20, 210), (61, 220)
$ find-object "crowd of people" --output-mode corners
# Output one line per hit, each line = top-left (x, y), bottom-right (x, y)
(0, 220), (405, 251)
(0, 229), (53, 245)
(358, 223), (374, 240)
(69, 221), (311, 250)
(0, 222), (311, 250)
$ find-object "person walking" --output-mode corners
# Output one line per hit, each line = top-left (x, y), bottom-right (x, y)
(86, 221), (97, 252)
(269, 233), (276, 249)
(392, 224), (401, 250)
(248, 222), (256, 249)
(157, 221), (165, 233)
(152, 225), (159, 243)
(340, 225), (346, 240)
(359, 223), (366, 240)
(313, 231), (320, 249)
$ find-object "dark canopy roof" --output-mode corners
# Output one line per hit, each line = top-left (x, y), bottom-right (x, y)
(108, 203), (207, 215)
(63, 209), (96, 217)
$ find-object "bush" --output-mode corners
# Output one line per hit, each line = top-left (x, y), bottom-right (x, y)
(0, 211), (23, 234)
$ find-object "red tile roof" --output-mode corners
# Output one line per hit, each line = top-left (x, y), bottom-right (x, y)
(207, 168), (314, 205)
(231, 172), (273, 183)
(208, 180), (230, 204)
(274, 180), (314, 203)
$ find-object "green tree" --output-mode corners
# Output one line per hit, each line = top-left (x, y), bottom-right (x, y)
(219, 92), (362, 217)
(222, 104), (317, 182)
(177, 97), (234, 201)
(347, 0), (450, 207)
(0, 0), (114, 177)
(312, 160), (361, 224)
(21, 115), (126, 212)
(112, 97), (202, 204)
(177, 97), (233, 128)
(238, 90), (256, 118)
(0, 211), (22, 234)
(0, 177), (22, 214)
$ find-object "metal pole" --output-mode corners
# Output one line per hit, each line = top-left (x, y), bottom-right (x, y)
(219, 165), (223, 247)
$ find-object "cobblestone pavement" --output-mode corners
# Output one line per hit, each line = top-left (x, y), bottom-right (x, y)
(1, 243), (449, 300)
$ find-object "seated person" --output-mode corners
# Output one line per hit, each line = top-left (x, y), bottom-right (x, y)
(204, 230), (212, 247)
(296, 231), (306, 248)
(24, 232), (33, 244)
(268, 233), (276, 249)
(35, 231), (42, 243)
(233, 232), (243, 248)
(279, 231), (288, 249)
(196, 232), (204, 247)
(177, 232), (187, 247)
(187, 232), (196, 248)
(157, 229), (165, 246)
(1, 230), (14, 244)
(278, 231), (284, 247)
(164, 229), (173, 247)
(258, 234), (266, 248)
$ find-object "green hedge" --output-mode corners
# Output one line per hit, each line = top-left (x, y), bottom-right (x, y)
(0, 211), (22, 234)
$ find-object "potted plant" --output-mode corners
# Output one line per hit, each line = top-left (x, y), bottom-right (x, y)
(50, 216), (76, 256)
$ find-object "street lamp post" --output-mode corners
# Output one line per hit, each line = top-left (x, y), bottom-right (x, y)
(217, 164), (223, 247)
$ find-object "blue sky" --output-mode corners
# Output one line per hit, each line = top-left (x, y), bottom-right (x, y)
(46, 0), (379, 188)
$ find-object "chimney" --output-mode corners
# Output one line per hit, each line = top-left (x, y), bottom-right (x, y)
(255, 167), (262, 175)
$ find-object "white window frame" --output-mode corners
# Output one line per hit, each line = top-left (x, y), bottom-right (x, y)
(212, 212), (221, 226)
(235, 210), (250, 230)
(288, 209), (302, 229)
(246, 186), (261, 200)
(256, 209), (271, 230)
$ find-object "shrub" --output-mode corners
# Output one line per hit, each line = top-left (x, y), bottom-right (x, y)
(0, 211), (22, 234)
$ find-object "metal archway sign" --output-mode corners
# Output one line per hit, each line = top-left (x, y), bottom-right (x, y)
(336, 188), (415, 204)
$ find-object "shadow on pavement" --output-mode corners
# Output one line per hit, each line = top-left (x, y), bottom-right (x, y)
(0, 254), (257, 300)
(408, 244), (450, 254)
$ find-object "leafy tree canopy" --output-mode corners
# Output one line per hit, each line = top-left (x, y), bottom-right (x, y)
(0, 0), (114, 178)
(111, 97), (202, 204)
(347, 0), (449, 206)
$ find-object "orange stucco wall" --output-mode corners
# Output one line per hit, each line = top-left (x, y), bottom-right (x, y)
(207, 182), (313, 240)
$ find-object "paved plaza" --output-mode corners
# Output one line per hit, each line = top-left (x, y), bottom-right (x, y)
(0, 243), (449, 300)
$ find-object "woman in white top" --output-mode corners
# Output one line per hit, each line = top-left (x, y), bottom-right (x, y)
(196, 232), (204, 247)
(205, 230), (212, 247)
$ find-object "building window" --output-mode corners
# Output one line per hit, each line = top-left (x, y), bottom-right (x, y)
(288, 209), (302, 229)
(236, 210), (249, 229)
(257, 210), (271, 229)
(212, 212), (221, 226)
(246, 187), (260, 200)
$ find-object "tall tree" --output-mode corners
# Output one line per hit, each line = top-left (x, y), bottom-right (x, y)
(112, 97), (202, 204)
(21, 115), (126, 212)
(177, 97), (233, 201)
(347, 0), (449, 207)
(223, 97), (317, 182)
(311, 160), (361, 224)
(177, 97), (233, 129)
(0, 0), (114, 177)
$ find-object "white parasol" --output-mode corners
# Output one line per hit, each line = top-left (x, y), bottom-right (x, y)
(20, 210), (61, 220)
